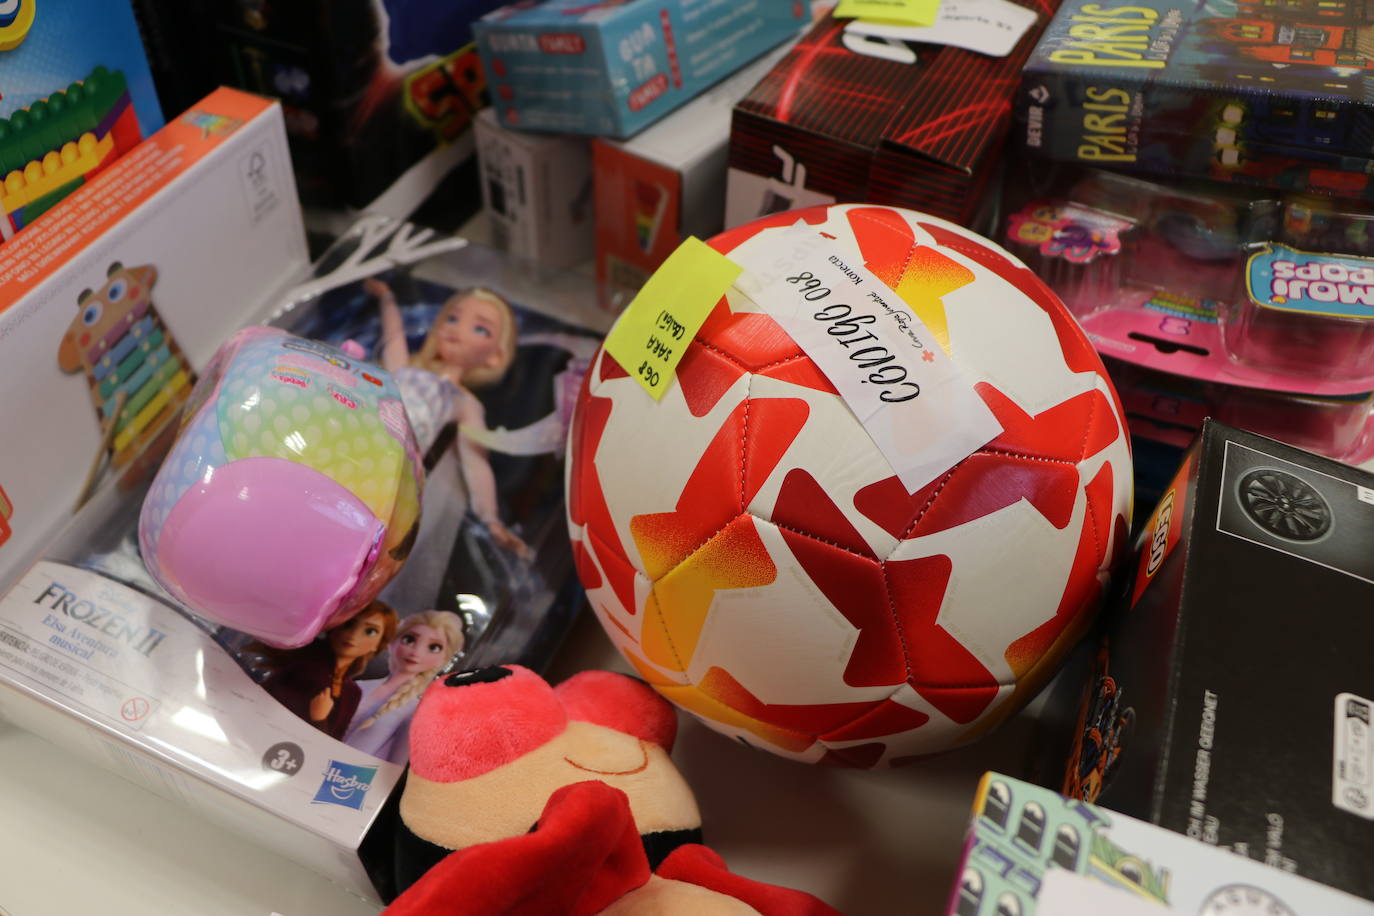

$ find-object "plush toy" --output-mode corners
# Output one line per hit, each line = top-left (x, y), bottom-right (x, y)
(384, 665), (843, 915)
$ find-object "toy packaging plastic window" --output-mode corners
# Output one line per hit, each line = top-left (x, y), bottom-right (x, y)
(1003, 164), (1374, 465)
(0, 218), (601, 900)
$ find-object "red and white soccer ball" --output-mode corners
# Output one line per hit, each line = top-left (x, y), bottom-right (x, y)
(566, 204), (1133, 768)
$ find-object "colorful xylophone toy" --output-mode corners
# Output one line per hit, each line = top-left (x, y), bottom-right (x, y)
(56, 262), (195, 476)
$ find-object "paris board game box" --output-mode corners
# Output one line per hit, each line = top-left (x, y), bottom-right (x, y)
(1017, 0), (1374, 200)
(724, 2), (1060, 231)
(1051, 420), (1374, 901)
(948, 772), (1374, 915)
(0, 218), (601, 901)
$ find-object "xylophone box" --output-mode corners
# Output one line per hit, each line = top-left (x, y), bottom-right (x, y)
(0, 86), (308, 604)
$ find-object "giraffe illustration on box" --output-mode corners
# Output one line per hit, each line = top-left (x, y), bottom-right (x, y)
(57, 262), (195, 482)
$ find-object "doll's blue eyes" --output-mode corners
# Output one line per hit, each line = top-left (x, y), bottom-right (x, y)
(400, 633), (443, 652)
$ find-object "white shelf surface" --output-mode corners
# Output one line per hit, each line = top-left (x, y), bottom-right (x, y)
(0, 607), (1041, 916)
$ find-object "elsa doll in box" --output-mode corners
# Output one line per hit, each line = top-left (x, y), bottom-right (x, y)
(366, 278), (529, 611)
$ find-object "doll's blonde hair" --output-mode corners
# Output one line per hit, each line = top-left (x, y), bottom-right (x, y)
(410, 288), (517, 389)
(353, 609), (465, 731)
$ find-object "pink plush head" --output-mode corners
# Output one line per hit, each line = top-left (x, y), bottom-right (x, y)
(409, 666), (568, 783)
(408, 665), (678, 783)
(554, 670), (677, 753)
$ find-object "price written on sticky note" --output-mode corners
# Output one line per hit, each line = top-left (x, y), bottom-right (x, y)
(603, 236), (742, 400)
(834, 0), (941, 27)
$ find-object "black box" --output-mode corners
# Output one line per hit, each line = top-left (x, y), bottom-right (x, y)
(1060, 420), (1374, 900)
(137, 0), (501, 211)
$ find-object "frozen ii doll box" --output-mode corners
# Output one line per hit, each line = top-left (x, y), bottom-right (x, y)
(0, 217), (603, 901)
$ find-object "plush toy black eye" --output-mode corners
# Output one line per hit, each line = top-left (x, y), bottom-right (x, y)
(444, 666), (512, 688)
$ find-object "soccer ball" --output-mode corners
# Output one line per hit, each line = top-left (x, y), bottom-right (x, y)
(566, 205), (1133, 767)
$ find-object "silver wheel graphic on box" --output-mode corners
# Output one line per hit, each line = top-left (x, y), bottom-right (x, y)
(1237, 468), (1332, 542)
(1198, 883), (1295, 916)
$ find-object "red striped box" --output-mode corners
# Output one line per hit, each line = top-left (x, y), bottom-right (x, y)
(725, 5), (1060, 231)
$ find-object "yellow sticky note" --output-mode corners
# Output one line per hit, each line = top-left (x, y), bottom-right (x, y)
(834, 0), (940, 26)
(604, 236), (742, 400)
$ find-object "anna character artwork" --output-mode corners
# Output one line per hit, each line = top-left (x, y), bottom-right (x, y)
(257, 601), (401, 740)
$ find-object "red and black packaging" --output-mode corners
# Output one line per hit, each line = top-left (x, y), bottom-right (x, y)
(140, 0), (500, 211)
(1058, 420), (1374, 901)
(724, 4), (1059, 231)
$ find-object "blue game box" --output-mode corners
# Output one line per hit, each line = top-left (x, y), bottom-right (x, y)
(474, 0), (810, 138)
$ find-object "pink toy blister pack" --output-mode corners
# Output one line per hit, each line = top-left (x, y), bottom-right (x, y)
(1105, 358), (1374, 461)
(138, 326), (424, 648)
(1003, 166), (1374, 463)
(1228, 243), (1374, 380)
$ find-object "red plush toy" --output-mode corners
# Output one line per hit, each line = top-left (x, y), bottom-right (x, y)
(385, 665), (843, 915)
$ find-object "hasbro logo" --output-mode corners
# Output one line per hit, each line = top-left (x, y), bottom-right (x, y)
(312, 760), (378, 810)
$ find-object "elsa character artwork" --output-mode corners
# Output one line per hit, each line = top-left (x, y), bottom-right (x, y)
(367, 277), (528, 611)
(343, 610), (465, 764)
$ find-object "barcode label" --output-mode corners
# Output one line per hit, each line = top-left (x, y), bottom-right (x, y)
(1334, 692), (1374, 819)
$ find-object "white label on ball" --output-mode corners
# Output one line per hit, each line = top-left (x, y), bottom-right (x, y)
(729, 228), (1003, 492)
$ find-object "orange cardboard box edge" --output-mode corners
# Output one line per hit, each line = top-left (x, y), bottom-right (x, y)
(0, 88), (277, 308)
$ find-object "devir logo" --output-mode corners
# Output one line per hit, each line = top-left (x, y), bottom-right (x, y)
(1145, 489), (1176, 577)
(312, 760), (378, 810)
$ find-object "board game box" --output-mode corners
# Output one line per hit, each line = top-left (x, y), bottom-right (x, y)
(188, 0), (507, 209)
(726, 3), (1058, 231)
(950, 772), (1374, 914)
(1018, 0), (1374, 198)
(474, 0), (808, 139)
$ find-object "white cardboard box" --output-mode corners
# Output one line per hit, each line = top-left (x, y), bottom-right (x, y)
(0, 90), (417, 901)
(592, 40), (794, 312)
(952, 773), (1374, 915)
(0, 87), (309, 598)
(475, 107), (593, 272)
